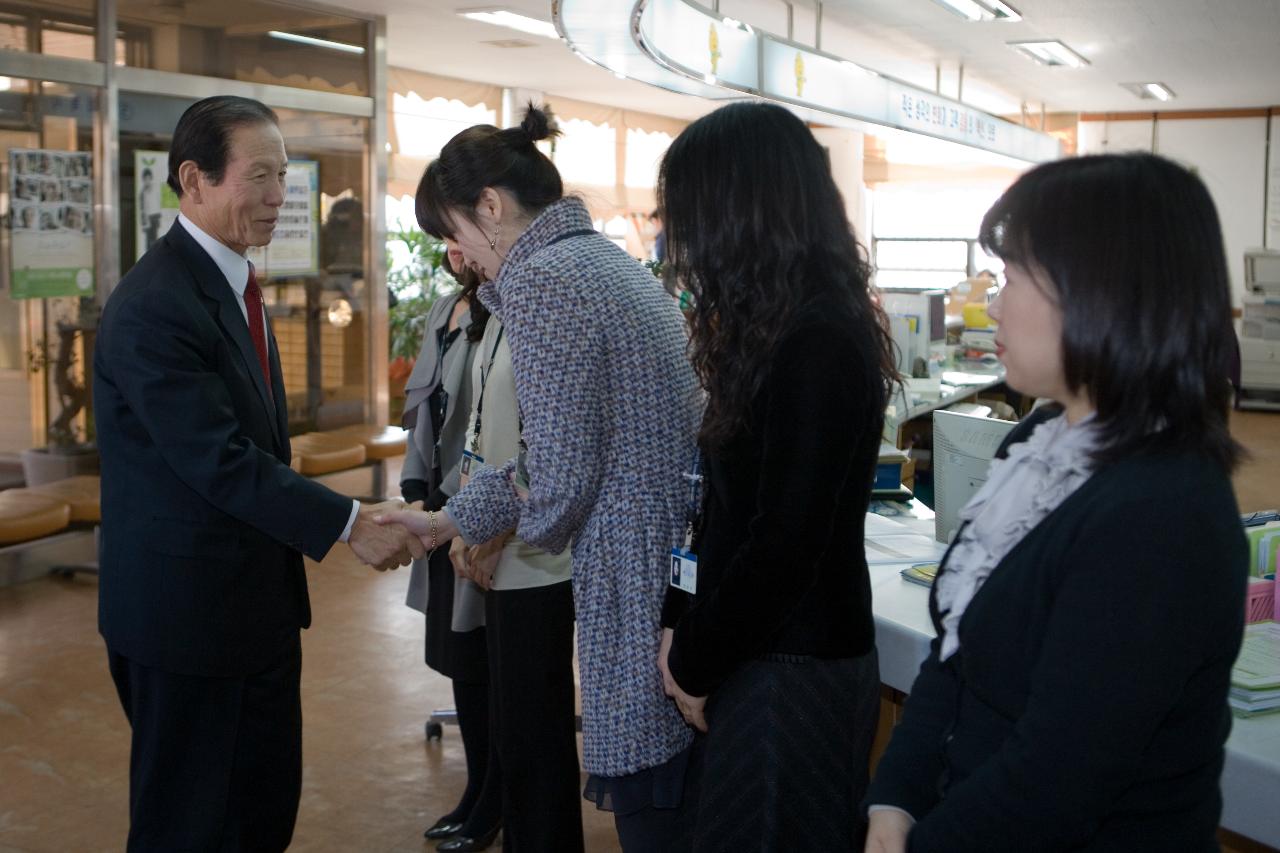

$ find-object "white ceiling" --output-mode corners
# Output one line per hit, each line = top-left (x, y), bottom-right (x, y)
(357, 0), (1280, 121)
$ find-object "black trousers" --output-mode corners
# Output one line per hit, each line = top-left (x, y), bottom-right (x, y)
(486, 580), (584, 853)
(107, 638), (303, 853)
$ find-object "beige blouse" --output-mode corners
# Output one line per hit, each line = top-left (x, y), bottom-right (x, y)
(465, 317), (572, 591)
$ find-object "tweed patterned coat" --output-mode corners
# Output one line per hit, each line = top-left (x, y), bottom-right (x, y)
(445, 196), (700, 777)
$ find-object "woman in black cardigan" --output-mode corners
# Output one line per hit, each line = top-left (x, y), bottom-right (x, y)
(865, 153), (1248, 853)
(656, 102), (898, 850)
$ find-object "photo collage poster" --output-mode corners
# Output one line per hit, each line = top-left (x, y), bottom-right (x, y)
(9, 149), (94, 299)
(135, 150), (180, 261)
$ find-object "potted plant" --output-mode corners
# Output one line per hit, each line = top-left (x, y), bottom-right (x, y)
(386, 226), (456, 422)
(21, 299), (100, 486)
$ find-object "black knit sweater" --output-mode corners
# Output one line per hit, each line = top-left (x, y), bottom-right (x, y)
(866, 410), (1248, 852)
(662, 304), (886, 697)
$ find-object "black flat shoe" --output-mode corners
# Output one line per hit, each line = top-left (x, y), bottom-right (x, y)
(436, 825), (500, 852)
(423, 818), (464, 840)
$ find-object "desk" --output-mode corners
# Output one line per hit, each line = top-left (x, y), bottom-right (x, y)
(865, 513), (1280, 848)
(884, 365), (1006, 445)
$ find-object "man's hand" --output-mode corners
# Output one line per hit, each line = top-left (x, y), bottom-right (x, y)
(865, 808), (912, 853)
(349, 501), (422, 571)
(658, 627), (708, 732)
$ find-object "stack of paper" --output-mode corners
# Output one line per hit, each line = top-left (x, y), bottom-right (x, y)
(1230, 621), (1280, 717)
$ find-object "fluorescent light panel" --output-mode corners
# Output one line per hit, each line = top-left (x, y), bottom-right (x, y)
(1120, 81), (1176, 101)
(1007, 40), (1089, 68)
(930, 0), (1022, 22)
(267, 30), (365, 54)
(458, 9), (560, 40)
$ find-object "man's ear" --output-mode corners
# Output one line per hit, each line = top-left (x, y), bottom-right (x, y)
(177, 160), (204, 203)
(474, 187), (503, 228)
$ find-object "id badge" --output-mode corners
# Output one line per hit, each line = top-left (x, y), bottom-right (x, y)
(512, 446), (531, 500)
(459, 449), (484, 489)
(669, 547), (698, 594)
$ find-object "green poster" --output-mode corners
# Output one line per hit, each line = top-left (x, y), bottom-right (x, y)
(9, 149), (94, 299)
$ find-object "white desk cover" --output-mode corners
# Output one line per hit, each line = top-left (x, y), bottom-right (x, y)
(865, 512), (1280, 846)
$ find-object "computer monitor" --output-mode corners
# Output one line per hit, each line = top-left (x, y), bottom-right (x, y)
(933, 409), (1016, 543)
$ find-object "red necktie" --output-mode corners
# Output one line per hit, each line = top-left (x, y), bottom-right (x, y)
(244, 264), (274, 401)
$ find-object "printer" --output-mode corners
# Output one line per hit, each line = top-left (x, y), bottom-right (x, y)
(1239, 248), (1280, 409)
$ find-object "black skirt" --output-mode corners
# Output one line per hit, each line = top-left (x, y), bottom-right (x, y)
(423, 546), (488, 683)
(689, 650), (881, 852)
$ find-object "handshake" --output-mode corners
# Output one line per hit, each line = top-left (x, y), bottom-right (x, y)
(346, 501), (464, 571)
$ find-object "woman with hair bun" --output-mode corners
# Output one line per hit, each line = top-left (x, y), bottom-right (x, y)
(380, 104), (702, 851)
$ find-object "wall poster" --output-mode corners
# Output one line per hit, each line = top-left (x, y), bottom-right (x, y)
(9, 149), (94, 299)
(134, 150), (180, 260)
(248, 160), (320, 279)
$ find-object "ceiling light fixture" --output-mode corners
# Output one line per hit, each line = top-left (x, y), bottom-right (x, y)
(1007, 40), (1089, 68)
(930, 0), (1021, 22)
(458, 8), (560, 40)
(1120, 81), (1176, 101)
(267, 30), (365, 54)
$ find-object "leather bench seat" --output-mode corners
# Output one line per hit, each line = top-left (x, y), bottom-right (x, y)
(0, 491), (72, 545)
(324, 425), (408, 460)
(14, 475), (101, 524)
(289, 433), (367, 476)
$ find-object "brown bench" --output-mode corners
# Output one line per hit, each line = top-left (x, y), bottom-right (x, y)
(0, 475), (100, 585)
(290, 424), (407, 500)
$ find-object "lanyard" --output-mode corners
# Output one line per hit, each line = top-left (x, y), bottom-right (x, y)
(470, 326), (505, 451)
(681, 450), (703, 550)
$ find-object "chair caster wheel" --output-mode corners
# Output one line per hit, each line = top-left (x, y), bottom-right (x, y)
(426, 721), (444, 741)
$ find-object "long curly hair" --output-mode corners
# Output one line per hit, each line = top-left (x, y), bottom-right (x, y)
(657, 102), (897, 447)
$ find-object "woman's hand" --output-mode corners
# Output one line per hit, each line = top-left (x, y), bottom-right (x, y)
(461, 543), (502, 590)
(448, 537), (470, 578)
(864, 808), (912, 853)
(374, 507), (460, 550)
(449, 534), (509, 589)
(658, 627), (708, 733)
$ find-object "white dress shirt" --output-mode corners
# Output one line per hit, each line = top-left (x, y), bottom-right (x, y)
(177, 214), (360, 543)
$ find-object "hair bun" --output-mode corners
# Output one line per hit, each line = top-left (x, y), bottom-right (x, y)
(520, 103), (560, 143)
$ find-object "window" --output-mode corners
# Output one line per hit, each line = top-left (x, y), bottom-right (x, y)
(554, 117), (615, 188)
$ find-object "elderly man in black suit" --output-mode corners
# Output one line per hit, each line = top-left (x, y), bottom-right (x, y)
(94, 95), (421, 851)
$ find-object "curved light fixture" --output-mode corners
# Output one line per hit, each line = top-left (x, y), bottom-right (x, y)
(555, 0), (1060, 163)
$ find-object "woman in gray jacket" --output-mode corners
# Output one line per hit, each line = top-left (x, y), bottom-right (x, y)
(401, 245), (500, 848)
(380, 105), (701, 851)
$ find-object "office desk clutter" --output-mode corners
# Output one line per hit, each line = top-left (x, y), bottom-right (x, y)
(1246, 520), (1280, 578)
(1231, 623), (1280, 717)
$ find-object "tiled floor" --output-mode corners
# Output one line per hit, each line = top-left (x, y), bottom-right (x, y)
(0, 410), (1276, 852)
(0, 545), (620, 852)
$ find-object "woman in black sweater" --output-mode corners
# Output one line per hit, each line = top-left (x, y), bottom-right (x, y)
(865, 153), (1248, 852)
(656, 102), (898, 851)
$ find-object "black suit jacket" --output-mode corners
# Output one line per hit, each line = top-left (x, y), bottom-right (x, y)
(866, 408), (1248, 852)
(94, 221), (352, 677)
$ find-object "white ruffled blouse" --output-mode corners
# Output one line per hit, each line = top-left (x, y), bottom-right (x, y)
(935, 410), (1098, 661)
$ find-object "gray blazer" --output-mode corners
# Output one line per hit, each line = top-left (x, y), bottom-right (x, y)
(403, 292), (483, 626)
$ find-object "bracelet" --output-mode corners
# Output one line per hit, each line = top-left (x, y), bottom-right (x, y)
(428, 511), (438, 552)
